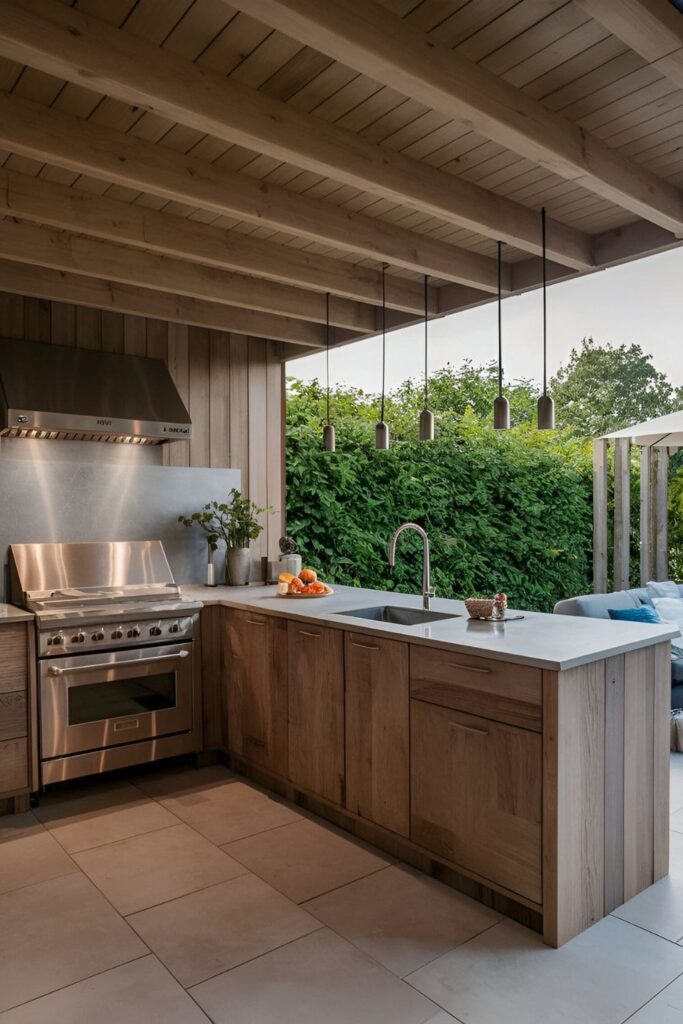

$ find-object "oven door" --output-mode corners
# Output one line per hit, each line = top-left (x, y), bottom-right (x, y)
(40, 642), (194, 759)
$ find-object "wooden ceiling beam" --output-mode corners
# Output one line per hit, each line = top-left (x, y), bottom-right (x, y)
(575, 0), (683, 91)
(0, 94), (503, 297)
(0, 0), (591, 269)
(241, 0), (683, 237)
(0, 168), (442, 315)
(0, 217), (386, 333)
(0, 260), (334, 347)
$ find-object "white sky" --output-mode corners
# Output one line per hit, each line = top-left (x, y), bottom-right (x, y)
(287, 247), (683, 393)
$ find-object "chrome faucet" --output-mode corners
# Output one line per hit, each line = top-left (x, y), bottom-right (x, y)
(388, 523), (435, 611)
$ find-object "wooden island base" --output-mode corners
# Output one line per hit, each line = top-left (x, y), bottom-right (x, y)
(201, 602), (671, 947)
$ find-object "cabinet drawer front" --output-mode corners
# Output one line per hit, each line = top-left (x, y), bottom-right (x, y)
(0, 691), (27, 741)
(0, 737), (28, 795)
(410, 646), (542, 731)
(0, 624), (28, 695)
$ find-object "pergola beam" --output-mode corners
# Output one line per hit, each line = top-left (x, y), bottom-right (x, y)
(0, 93), (504, 296)
(613, 437), (632, 592)
(0, 0), (592, 269)
(243, 0), (683, 237)
(0, 168), (442, 315)
(0, 218), (383, 334)
(576, 0), (683, 92)
(0, 260), (332, 348)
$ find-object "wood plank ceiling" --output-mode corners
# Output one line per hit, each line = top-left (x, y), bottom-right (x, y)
(0, 0), (681, 359)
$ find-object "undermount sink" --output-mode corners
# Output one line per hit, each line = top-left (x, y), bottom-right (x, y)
(337, 605), (459, 626)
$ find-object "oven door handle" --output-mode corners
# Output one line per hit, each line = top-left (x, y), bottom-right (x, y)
(47, 649), (190, 677)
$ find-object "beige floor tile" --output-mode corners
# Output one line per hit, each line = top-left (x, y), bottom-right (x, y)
(0, 812), (43, 844)
(406, 916), (683, 1024)
(0, 872), (146, 1013)
(625, 973), (683, 1023)
(191, 927), (440, 1024)
(0, 956), (210, 1023)
(73, 822), (248, 915)
(612, 831), (683, 941)
(304, 863), (501, 976)
(224, 817), (390, 903)
(0, 829), (78, 894)
(34, 777), (180, 853)
(154, 776), (301, 845)
(129, 873), (321, 988)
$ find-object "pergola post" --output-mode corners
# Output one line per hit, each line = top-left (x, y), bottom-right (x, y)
(654, 447), (670, 581)
(639, 446), (653, 586)
(613, 437), (631, 592)
(593, 438), (608, 593)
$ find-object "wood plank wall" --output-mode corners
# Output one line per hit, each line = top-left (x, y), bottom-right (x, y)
(0, 292), (285, 567)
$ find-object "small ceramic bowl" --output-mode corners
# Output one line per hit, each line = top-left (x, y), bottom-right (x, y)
(465, 597), (495, 619)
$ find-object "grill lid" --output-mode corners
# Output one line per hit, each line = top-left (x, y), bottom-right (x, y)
(0, 338), (191, 444)
(9, 540), (179, 607)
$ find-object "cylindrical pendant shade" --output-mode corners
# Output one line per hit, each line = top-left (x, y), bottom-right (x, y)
(375, 421), (390, 450)
(419, 408), (434, 441)
(537, 394), (555, 431)
(323, 423), (336, 452)
(493, 395), (510, 431)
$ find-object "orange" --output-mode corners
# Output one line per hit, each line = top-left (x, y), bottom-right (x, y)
(299, 568), (317, 584)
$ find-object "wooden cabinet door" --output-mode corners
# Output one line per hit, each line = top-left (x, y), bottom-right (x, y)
(345, 632), (409, 836)
(287, 620), (344, 804)
(226, 610), (288, 777)
(0, 624), (29, 797)
(411, 698), (542, 904)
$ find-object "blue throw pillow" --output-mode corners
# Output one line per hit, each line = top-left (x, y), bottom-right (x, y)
(608, 606), (662, 623)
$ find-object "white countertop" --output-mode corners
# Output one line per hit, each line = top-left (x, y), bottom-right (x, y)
(0, 603), (34, 623)
(182, 583), (678, 672)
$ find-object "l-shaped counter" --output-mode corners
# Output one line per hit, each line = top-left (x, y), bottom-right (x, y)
(185, 582), (677, 948)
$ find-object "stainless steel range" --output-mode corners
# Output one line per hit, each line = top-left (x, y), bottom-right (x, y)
(9, 541), (203, 786)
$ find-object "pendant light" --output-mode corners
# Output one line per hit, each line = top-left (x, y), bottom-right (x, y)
(375, 264), (390, 450)
(419, 273), (434, 441)
(537, 207), (555, 430)
(493, 241), (510, 430)
(322, 292), (336, 452)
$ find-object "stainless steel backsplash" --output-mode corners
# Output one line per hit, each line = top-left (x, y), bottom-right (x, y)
(0, 439), (239, 601)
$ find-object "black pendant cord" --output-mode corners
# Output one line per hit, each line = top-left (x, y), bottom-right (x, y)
(380, 263), (387, 423)
(497, 240), (503, 398)
(541, 206), (547, 397)
(325, 291), (331, 425)
(423, 273), (429, 408)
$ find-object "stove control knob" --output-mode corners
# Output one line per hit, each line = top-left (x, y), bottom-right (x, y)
(149, 625), (163, 637)
(91, 631), (105, 642)
(169, 622), (181, 634)
(127, 626), (141, 639)
(111, 629), (124, 640)
(48, 632), (64, 647)
(70, 632), (85, 644)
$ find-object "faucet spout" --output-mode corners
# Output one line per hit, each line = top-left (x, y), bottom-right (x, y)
(387, 523), (435, 610)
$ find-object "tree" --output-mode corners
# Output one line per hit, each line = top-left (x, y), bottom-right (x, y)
(550, 337), (677, 436)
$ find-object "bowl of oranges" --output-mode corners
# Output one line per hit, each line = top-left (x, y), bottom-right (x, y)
(277, 568), (333, 598)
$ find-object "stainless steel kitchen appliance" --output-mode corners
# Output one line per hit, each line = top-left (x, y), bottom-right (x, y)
(9, 540), (203, 785)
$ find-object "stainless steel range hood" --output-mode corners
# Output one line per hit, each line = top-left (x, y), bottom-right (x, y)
(0, 338), (191, 444)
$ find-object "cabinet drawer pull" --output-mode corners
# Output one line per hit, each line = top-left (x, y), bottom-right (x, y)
(449, 661), (491, 675)
(299, 630), (321, 639)
(449, 720), (489, 737)
(246, 618), (266, 626)
(351, 641), (380, 651)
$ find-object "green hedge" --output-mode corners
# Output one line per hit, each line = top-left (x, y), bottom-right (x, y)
(286, 423), (593, 613)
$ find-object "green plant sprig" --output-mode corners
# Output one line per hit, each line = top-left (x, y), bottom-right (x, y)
(178, 488), (274, 551)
